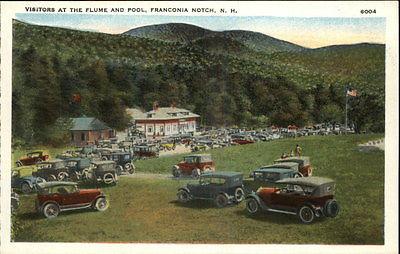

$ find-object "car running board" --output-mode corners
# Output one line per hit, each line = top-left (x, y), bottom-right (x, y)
(60, 204), (92, 211)
(265, 208), (297, 215)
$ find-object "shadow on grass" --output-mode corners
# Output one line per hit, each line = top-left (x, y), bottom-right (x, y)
(234, 209), (320, 225)
(170, 199), (218, 209)
(78, 182), (117, 189)
(18, 207), (98, 221)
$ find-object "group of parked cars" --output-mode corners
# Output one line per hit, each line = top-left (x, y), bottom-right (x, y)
(175, 154), (339, 224)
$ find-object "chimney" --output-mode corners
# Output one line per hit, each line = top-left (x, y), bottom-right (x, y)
(153, 101), (159, 111)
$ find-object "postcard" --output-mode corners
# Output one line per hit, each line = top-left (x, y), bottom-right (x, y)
(0, 1), (398, 254)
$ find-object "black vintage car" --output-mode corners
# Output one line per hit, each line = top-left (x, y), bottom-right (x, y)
(101, 152), (135, 175)
(86, 161), (118, 185)
(32, 159), (69, 181)
(177, 172), (245, 208)
(64, 157), (92, 181)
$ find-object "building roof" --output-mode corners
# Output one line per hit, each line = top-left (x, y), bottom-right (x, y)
(132, 107), (200, 121)
(126, 108), (146, 120)
(70, 117), (111, 131)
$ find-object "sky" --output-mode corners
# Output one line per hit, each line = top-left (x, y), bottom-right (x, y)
(15, 14), (385, 48)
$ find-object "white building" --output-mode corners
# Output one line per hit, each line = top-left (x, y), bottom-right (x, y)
(126, 107), (200, 138)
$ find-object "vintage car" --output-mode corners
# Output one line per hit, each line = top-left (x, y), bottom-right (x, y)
(177, 172), (245, 208)
(16, 151), (49, 167)
(32, 159), (69, 181)
(64, 157), (92, 181)
(12, 169), (46, 194)
(190, 143), (208, 152)
(101, 152), (135, 175)
(230, 134), (256, 145)
(86, 161), (118, 185)
(35, 181), (108, 218)
(159, 140), (176, 151)
(132, 144), (159, 159)
(274, 156), (313, 176)
(243, 164), (303, 193)
(245, 177), (339, 223)
(172, 154), (215, 178)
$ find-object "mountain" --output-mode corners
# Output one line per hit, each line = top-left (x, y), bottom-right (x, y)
(12, 20), (385, 146)
(123, 23), (306, 53)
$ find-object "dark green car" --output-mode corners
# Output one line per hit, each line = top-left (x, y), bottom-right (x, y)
(243, 163), (302, 193)
(177, 172), (245, 208)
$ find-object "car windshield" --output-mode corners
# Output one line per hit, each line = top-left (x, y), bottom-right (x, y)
(184, 157), (196, 163)
(199, 176), (226, 185)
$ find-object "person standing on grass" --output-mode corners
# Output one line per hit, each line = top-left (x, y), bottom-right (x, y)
(295, 144), (302, 156)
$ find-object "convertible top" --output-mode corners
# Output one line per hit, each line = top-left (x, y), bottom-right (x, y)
(276, 176), (334, 187)
(37, 181), (77, 189)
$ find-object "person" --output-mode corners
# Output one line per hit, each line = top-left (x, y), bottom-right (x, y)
(295, 144), (302, 156)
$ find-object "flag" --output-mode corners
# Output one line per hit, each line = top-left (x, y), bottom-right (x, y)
(346, 89), (358, 97)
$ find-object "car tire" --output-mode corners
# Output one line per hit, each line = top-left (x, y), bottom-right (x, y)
(298, 206), (315, 224)
(177, 190), (191, 203)
(214, 193), (228, 208)
(103, 173), (115, 185)
(21, 182), (32, 194)
(94, 197), (109, 212)
(16, 161), (23, 167)
(246, 198), (260, 214)
(48, 174), (57, 182)
(125, 163), (135, 174)
(294, 172), (303, 178)
(43, 203), (60, 219)
(234, 187), (245, 203)
(101, 156), (108, 161)
(57, 172), (69, 181)
(324, 199), (340, 218)
(191, 168), (200, 178)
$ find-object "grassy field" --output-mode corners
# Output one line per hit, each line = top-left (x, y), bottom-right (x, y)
(12, 134), (384, 244)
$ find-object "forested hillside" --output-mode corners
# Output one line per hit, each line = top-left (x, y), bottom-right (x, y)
(12, 20), (385, 146)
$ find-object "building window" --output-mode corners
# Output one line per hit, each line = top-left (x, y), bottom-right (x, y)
(160, 126), (164, 132)
(81, 133), (85, 141)
(148, 126), (153, 133)
(167, 126), (170, 132)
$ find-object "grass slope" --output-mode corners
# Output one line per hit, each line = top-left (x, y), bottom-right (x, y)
(13, 134), (384, 244)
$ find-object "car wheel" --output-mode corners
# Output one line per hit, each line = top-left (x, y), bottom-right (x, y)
(103, 173), (115, 185)
(214, 193), (228, 208)
(191, 168), (200, 178)
(16, 161), (23, 167)
(21, 182), (32, 194)
(101, 156), (108, 161)
(43, 203), (60, 219)
(172, 166), (181, 178)
(294, 172), (303, 178)
(177, 190), (191, 203)
(57, 172), (69, 181)
(298, 206), (315, 224)
(48, 174), (57, 182)
(324, 199), (340, 218)
(94, 197), (109, 211)
(125, 163), (135, 174)
(234, 187), (245, 203)
(246, 198), (260, 214)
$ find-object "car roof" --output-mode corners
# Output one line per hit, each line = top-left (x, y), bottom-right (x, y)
(262, 162), (298, 169)
(255, 167), (294, 174)
(201, 171), (242, 178)
(276, 176), (334, 186)
(185, 154), (211, 157)
(91, 160), (115, 165)
(275, 156), (310, 162)
(37, 181), (77, 188)
(39, 159), (64, 163)
(27, 151), (43, 154)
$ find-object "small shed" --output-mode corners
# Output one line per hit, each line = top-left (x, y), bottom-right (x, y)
(70, 117), (115, 147)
